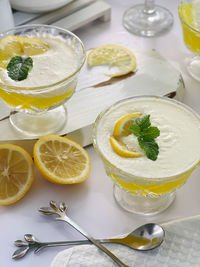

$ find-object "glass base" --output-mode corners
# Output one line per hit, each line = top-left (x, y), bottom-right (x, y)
(186, 56), (200, 82)
(113, 184), (176, 215)
(123, 4), (173, 37)
(10, 105), (67, 137)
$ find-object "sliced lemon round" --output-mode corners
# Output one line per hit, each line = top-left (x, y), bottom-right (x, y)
(0, 36), (49, 68)
(113, 113), (142, 139)
(0, 144), (34, 205)
(33, 135), (91, 184)
(87, 44), (136, 77)
(110, 136), (141, 158)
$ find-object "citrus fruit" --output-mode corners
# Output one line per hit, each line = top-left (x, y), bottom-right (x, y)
(113, 113), (142, 139)
(33, 135), (91, 184)
(0, 144), (34, 205)
(87, 44), (136, 77)
(110, 136), (141, 158)
(0, 36), (49, 68)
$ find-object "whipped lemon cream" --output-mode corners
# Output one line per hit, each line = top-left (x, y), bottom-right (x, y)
(95, 97), (200, 178)
(0, 34), (79, 87)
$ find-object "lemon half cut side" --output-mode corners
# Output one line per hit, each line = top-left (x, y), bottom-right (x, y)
(0, 144), (34, 205)
(33, 135), (91, 184)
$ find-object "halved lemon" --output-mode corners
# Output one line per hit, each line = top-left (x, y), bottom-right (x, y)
(113, 113), (142, 139)
(0, 144), (34, 205)
(33, 135), (91, 184)
(0, 36), (49, 68)
(87, 44), (136, 77)
(110, 136), (141, 158)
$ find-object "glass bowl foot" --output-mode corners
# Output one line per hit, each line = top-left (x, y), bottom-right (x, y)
(113, 184), (176, 215)
(123, 4), (173, 37)
(10, 105), (67, 137)
(186, 56), (200, 82)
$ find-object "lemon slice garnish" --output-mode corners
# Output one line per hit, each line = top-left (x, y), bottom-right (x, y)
(113, 113), (142, 139)
(0, 144), (34, 205)
(110, 113), (143, 158)
(87, 44), (136, 77)
(33, 135), (91, 184)
(0, 36), (49, 68)
(110, 136), (141, 158)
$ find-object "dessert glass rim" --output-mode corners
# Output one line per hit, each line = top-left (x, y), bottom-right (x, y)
(0, 24), (86, 93)
(178, 0), (200, 35)
(92, 95), (200, 184)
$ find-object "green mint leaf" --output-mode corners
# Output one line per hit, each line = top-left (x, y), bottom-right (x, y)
(140, 126), (160, 141)
(135, 115), (151, 131)
(138, 138), (159, 161)
(129, 124), (141, 137)
(130, 114), (160, 161)
(7, 56), (33, 81)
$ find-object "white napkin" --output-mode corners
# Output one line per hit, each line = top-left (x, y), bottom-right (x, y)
(51, 215), (200, 267)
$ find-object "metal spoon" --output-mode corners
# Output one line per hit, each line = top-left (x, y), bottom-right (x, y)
(12, 223), (164, 259)
(13, 201), (164, 265)
(38, 201), (130, 267)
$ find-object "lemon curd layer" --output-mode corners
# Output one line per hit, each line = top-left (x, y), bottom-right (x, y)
(179, 1), (200, 53)
(0, 34), (79, 87)
(96, 97), (200, 179)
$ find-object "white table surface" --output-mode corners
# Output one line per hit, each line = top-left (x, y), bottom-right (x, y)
(1, 1), (200, 266)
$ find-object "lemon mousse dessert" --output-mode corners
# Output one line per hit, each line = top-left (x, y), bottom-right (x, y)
(93, 96), (200, 215)
(0, 25), (85, 137)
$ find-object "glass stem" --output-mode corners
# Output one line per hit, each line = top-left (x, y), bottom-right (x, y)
(143, 0), (156, 15)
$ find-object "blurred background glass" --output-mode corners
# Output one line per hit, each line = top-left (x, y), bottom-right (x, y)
(179, 0), (200, 81)
(123, 0), (174, 37)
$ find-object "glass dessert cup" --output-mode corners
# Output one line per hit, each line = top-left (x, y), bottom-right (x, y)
(0, 25), (86, 137)
(92, 96), (200, 215)
(122, 0), (174, 37)
(179, 0), (200, 81)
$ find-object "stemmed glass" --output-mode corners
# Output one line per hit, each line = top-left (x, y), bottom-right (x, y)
(123, 0), (174, 37)
(0, 25), (85, 137)
(92, 96), (200, 215)
(178, 0), (200, 81)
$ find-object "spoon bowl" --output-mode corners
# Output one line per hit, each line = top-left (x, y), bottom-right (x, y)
(13, 223), (164, 259)
(118, 223), (165, 250)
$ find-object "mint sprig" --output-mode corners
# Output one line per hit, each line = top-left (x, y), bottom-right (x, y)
(129, 115), (160, 161)
(7, 56), (33, 81)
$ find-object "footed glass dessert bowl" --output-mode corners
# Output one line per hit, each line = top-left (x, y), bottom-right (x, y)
(178, 0), (200, 81)
(0, 24), (85, 137)
(92, 96), (200, 215)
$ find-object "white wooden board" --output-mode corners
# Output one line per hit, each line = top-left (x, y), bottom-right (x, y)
(0, 50), (185, 154)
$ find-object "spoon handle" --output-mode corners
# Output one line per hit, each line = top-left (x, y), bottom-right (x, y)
(60, 214), (129, 267)
(39, 201), (130, 267)
(35, 240), (91, 251)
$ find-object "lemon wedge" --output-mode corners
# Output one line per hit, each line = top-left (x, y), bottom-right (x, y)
(113, 113), (142, 139)
(110, 136), (141, 158)
(33, 135), (91, 184)
(0, 144), (34, 205)
(87, 44), (136, 77)
(0, 36), (49, 68)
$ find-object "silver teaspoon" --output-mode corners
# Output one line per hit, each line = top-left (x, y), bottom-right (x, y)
(12, 223), (164, 259)
(38, 201), (130, 267)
